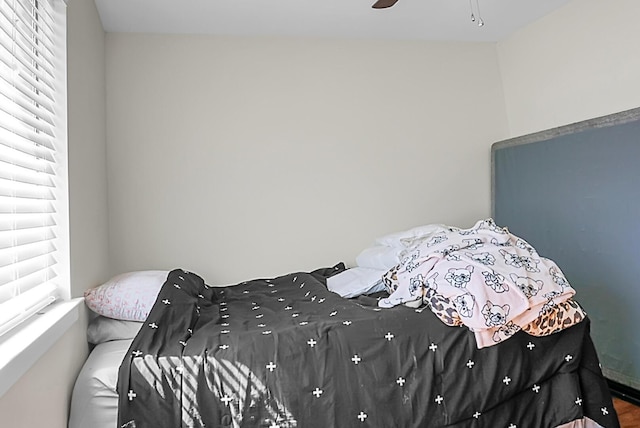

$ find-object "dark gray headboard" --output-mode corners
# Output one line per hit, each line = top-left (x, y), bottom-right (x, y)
(492, 107), (640, 391)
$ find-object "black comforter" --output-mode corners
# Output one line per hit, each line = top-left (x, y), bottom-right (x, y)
(117, 265), (619, 428)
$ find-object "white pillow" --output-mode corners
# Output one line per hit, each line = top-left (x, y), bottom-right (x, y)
(326, 267), (385, 298)
(374, 224), (449, 248)
(86, 315), (143, 344)
(355, 245), (401, 270)
(84, 270), (168, 321)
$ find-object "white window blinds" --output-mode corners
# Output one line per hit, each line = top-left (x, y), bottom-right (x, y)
(0, 0), (67, 337)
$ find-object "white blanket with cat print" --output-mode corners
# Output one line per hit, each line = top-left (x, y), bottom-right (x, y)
(378, 219), (576, 348)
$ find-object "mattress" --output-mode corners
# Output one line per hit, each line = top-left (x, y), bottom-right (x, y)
(68, 339), (132, 428)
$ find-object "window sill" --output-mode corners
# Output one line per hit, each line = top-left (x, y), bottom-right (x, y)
(0, 298), (83, 398)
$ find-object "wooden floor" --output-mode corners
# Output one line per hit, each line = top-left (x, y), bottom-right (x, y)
(613, 397), (640, 427)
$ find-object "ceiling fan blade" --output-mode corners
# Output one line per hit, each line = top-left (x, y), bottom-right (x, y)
(372, 0), (399, 9)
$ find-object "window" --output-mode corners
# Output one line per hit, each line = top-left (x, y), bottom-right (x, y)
(0, 0), (68, 337)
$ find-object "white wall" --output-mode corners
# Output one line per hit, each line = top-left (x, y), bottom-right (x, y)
(0, 0), (108, 426)
(67, 0), (110, 298)
(106, 34), (508, 284)
(498, 0), (640, 137)
(0, 317), (89, 428)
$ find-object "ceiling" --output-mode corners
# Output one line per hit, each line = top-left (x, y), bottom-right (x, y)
(94, 0), (572, 43)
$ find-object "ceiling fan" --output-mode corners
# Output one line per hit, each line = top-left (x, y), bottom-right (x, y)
(371, 0), (484, 26)
(372, 0), (399, 8)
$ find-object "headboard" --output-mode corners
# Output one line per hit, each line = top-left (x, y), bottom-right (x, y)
(491, 107), (640, 394)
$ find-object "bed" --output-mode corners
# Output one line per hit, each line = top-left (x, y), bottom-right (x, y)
(69, 220), (620, 428)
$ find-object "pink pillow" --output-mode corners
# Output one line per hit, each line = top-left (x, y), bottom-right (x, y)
(84, 271), (169, 321)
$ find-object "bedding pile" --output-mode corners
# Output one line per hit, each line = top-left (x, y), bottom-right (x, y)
(117, 265), (619, 428)
(378, 219), (585, 348)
